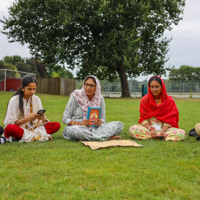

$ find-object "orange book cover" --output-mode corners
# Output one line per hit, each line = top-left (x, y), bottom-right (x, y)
(86, 107), (101, 127)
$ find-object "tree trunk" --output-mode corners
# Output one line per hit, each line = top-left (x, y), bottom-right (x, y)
(116, 67), (131, 97)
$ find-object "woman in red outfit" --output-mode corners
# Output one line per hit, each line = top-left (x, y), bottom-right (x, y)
(4, 75), (60, 142)
(129, 76), (186, 141)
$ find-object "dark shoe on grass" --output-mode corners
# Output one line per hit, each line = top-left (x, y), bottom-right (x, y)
(196, 137), (200, 141)
(189, 128), (199, 137)
(0, 126), (3, 136)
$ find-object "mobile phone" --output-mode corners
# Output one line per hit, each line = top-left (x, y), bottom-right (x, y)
(37, 109), (46, 115)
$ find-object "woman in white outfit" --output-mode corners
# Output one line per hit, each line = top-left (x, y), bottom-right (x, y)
(62, 75), (124, 141)
(4, 75), (60, 142)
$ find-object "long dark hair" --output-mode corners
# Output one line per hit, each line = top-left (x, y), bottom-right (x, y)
(14, 75), (38, 114)
(148, 76), (162, 87)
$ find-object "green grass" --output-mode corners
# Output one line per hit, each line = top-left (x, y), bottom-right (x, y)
(0, 92), (200, 200)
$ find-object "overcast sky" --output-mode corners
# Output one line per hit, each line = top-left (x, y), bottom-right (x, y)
(0, 0), (200, 79)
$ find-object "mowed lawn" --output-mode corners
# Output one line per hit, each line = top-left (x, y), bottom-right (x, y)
(0, 92), (200, 200)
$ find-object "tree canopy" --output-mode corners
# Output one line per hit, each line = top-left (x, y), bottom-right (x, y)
(0, 56), (73, 79)
(1, 0), (185, 96)
(169, 65), (200, 80)
(0, 56), (47, 78)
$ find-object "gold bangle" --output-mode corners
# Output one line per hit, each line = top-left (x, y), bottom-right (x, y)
(72, 121), (75, 126)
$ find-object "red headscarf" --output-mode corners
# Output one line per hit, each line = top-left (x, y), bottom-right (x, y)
(138, 76), (179, 128)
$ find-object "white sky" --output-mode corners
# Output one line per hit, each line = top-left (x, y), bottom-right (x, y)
(0, 0), (200, 79)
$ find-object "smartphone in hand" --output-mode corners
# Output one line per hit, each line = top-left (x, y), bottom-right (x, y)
(37, 109), (46, 115)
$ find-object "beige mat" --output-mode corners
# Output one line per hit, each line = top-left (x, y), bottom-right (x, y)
(82, 140), (143, 150)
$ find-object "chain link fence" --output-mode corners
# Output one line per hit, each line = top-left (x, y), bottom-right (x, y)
(1, 69), (200, 98)
(77, 79), (200, 98)
(0, 69), (36, 91)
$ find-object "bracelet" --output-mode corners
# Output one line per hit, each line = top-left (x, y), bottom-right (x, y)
(72, 121), (75, 125)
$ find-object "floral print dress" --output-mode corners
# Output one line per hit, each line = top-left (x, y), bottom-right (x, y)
(129, 117), (186, 141)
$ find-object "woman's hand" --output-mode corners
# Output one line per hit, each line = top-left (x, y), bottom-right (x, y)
(36, 113), (46, 123)
(26, 113), (38, 122)
(70, 119), (103, 127)
(81, 119), (90, 127)
(15, 113), (38, 126)
(94, 119), (103, 127)
(150, 127), (157, 138)
(70, 120), (89, 126)
(160, 125), (170, 137)
(160, 130), (166, 137)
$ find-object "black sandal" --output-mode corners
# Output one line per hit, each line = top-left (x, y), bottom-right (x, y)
(189, 128), (199, 137)
(0, 126), (3, 136)
(196, 137), (200, 141)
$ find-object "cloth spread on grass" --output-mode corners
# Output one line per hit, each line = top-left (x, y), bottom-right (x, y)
(82, 140), (142, 150)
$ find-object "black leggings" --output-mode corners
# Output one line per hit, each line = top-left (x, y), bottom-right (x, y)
(0, 126), (4, 136)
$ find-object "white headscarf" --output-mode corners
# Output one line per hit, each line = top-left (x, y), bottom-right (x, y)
(71, 75), (101, 118)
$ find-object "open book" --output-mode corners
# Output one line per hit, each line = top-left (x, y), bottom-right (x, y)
(86, 107), (101, 127)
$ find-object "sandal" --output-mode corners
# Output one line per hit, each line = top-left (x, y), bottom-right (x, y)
(196, 137), (200, 141)
(189, 128), (199, 137)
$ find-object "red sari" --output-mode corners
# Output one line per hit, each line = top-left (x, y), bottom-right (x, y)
(138, 76), (179, 128)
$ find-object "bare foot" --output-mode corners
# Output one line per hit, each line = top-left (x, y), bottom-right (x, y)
(49, 136), (53, 141)
(109, 135), (122, 140)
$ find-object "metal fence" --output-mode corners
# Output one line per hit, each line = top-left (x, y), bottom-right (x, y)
(100, 80), (200, 93)
(77, 79), (200, 98)
(1, 68), (200, 98)
(0, 69), (35, 92)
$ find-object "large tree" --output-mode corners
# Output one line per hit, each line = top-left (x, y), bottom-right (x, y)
(1, 0), (185, 97)
(169, 65), (200, 80)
